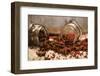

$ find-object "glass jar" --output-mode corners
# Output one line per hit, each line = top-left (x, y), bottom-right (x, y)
(28, 24), (48, 47)
(62, 19), (82, 43)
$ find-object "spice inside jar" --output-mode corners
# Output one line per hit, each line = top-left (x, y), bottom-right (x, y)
(62, 19), (82, 43)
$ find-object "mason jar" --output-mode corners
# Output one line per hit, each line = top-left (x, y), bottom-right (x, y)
(62, 19), (82, 43)
(28, 24), (48, 47)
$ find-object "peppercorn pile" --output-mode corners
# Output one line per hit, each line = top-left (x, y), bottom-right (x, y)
(28, 33), (88, 60)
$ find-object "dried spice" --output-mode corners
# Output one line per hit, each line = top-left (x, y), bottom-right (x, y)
(36, 50), (46, 57)
(36, 33), (88, 57)
(28, 20), (88, 60)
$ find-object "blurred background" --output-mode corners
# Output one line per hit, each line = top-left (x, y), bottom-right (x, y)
(28, 15), (88, 33)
